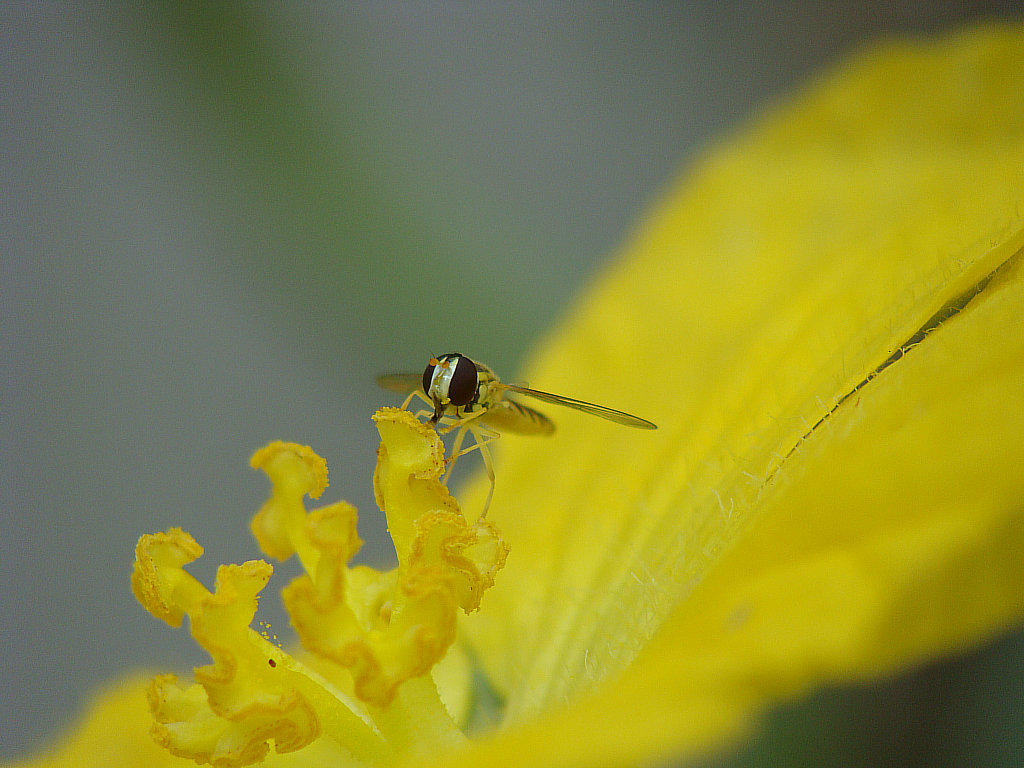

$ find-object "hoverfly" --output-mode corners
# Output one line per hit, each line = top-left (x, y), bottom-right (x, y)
(376, 353), (656, 518)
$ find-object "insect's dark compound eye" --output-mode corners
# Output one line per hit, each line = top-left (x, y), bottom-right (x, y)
(447, 356), (478, 406)
(421, 361), (437, 395)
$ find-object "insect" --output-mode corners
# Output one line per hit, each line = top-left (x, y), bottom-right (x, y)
(376, 353), (656, 518)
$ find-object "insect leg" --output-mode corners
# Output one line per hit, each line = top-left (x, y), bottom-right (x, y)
(469, 422), (497, 520)
(440, 409), (490, 475)
(444, 415), (493, 470)
(446, 419), (471, 474)
(443, 420), (499, 520)
(400, 389), (435, 421)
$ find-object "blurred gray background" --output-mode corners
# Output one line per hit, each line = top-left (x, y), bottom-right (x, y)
(3, 2), (1023, 765)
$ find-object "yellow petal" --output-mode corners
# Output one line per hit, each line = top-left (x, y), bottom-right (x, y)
(446, 22), (1024, 766)
(6, 676), (190, 768)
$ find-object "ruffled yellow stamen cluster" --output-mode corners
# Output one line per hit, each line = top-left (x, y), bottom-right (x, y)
(131, 407), (509, 767)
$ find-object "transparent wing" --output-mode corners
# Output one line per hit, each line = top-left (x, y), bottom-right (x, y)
(502, 384), (657, 429)
(481, 397), (556, 436)
(375, 373), (423, 394)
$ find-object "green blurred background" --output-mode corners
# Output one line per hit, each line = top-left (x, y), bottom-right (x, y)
(3, 3), (1022, 765)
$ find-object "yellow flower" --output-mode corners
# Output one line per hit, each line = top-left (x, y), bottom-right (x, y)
(9, 23), (1024, 768)
(128, 413), (509, 767)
